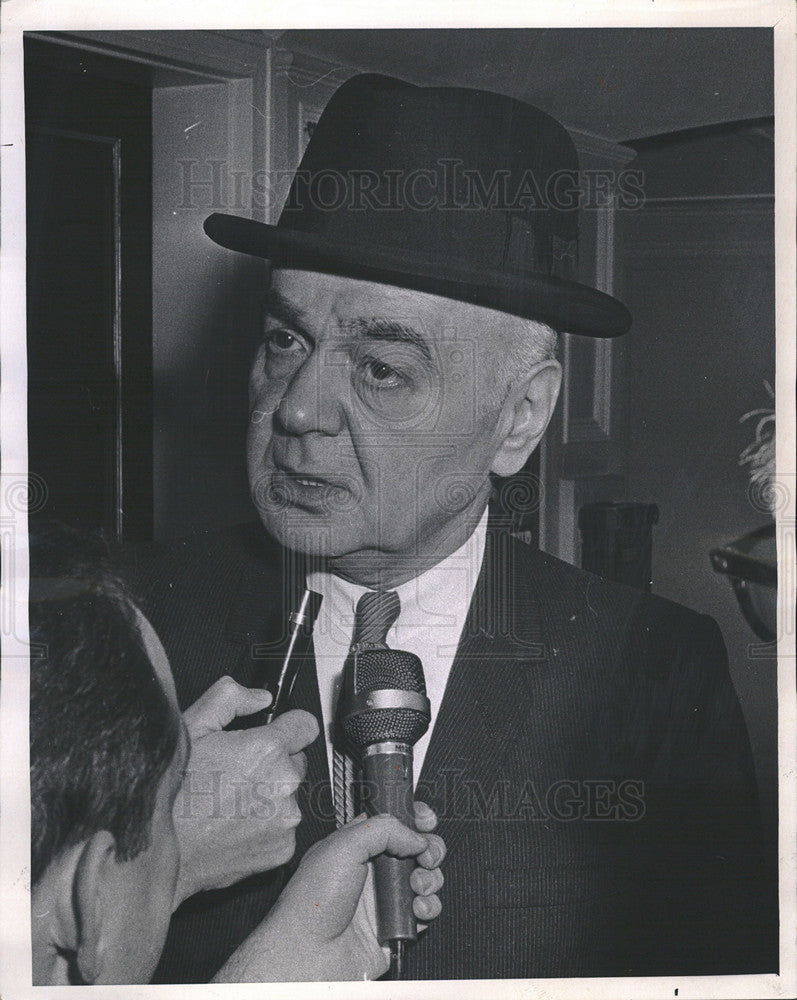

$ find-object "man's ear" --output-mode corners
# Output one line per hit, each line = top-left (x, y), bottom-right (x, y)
(73, 830), (117, 985)
(491, 359), (562, 478)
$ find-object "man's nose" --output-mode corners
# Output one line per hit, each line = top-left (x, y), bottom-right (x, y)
(275, 348), (345, 436)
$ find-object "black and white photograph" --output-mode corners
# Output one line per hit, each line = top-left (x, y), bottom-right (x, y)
(1, 2), (795, 997)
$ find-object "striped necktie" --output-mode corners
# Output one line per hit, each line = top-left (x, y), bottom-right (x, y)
(332, 590), (401, 826)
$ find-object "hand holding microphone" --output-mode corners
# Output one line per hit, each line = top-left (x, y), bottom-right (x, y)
(173, 590), (324, 903)
(212, 805), (444, 983)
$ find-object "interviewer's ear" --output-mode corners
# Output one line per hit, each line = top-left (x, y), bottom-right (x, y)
(73, 831), (116, 985)
(491, 359), (562, 478)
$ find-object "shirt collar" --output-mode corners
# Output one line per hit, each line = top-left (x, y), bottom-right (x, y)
(307, 506), (489, 632)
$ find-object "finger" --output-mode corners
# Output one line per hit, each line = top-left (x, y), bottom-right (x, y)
(183, 676), (272, 737)
(413, 801), (437, 833)
(265, 709), (320, 755)
(331, 815), (427, 866)
(251, 757), (306, 803)
(410, 866), (444, 896)
(292, 750), (308, 782)
(413, 893), (442, 921)
(415, 833), (446, 869)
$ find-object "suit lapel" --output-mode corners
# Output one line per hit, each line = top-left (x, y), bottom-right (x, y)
(418, 528), (547, 857)
(217, 534), (336, 859)
(220, 530), (306, 688)
(221, 528), (293, 640)
(286, 638), (337, 865)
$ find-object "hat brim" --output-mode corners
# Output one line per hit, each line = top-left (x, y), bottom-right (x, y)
(204, 213), (631, 338)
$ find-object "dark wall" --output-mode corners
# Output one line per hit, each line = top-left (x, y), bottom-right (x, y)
(619, 123), (777, 856)
(151, 83), (263, 539)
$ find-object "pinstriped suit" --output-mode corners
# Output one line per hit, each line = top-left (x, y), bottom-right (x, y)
(125, 520), (776, 982)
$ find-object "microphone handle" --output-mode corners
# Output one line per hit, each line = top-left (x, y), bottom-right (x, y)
(361, 745), (417, 945)
(231, 590), (322, 731)
(265, 589), (323, 724)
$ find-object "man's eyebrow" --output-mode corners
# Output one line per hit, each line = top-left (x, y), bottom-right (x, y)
(350, 317), (433, 363)
(262, 294), (433, 361)
(262, 289), (308, 333)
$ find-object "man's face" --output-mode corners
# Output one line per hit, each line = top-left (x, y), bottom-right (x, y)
(247, 269), (515, 583)
(98, 614), (188, 985)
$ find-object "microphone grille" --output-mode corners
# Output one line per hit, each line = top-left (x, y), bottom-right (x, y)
(354, 648), (426, 695)
(344, 708), (428, 747)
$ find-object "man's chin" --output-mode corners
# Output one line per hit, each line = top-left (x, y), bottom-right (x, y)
(255, 505), (360, 559)
(255, 511), (429, 588)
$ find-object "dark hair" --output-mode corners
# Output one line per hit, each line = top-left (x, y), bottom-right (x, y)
(29, 521), (180, 885)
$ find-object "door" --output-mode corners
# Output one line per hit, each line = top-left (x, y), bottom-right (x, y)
(25, 36), (153, 540)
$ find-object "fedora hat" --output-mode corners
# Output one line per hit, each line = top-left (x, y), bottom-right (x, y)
(204, 73), (631, 337)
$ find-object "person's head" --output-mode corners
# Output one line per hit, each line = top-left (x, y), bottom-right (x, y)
(29, 522), (188, 985)
(205, 74), (630, 585)
(246, 268), (561, 585)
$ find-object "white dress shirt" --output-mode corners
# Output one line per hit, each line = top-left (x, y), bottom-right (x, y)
(307, 506), (489, 787)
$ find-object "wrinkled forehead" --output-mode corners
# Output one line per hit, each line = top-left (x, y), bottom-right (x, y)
(268, 267), (523, 347)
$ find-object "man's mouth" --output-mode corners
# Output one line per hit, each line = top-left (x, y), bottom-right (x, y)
(276, 468), (348, 490)
(267, 466), (355, 511)
(292, 476), (327, 489)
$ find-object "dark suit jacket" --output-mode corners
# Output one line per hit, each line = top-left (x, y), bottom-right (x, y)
(125, 522), (777, 982)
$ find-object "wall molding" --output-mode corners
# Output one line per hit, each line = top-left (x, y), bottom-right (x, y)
(37, 29), (270, 81)
(641, 193), (774, 205)
(623, 195), (774, 259)
(626, 243), (775, 259)
(568, 128), (637, 167)
(274, 48), (352, 91)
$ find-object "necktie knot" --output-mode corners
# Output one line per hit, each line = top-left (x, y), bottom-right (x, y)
(352, 590), (400, 647)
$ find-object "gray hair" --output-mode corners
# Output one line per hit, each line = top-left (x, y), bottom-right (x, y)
(480, 317), (559, 412)
(506, 317), (559, 367)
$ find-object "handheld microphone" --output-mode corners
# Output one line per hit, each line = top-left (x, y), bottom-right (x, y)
(264, 588), (323, 723)
(339, 645), (431, 977)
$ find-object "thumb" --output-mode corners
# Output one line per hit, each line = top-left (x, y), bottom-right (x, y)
(183, 676), (272, 739)
(263, 709), (320, 755)
(322, 815), (428, 872)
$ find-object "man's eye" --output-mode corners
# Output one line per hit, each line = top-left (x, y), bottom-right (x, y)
(266, 329), (301, 352)
(361, 358), (404, 388)
(369, 361), (395, 381)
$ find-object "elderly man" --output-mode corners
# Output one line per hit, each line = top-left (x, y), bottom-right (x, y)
(128, 74), (775, 981)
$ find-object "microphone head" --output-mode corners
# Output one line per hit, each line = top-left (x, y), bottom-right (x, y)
(340, 648), (430, 750)
(354, 648), (426, 695)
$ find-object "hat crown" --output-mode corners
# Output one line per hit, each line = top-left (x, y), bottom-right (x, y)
(280, 74), (580, 279)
